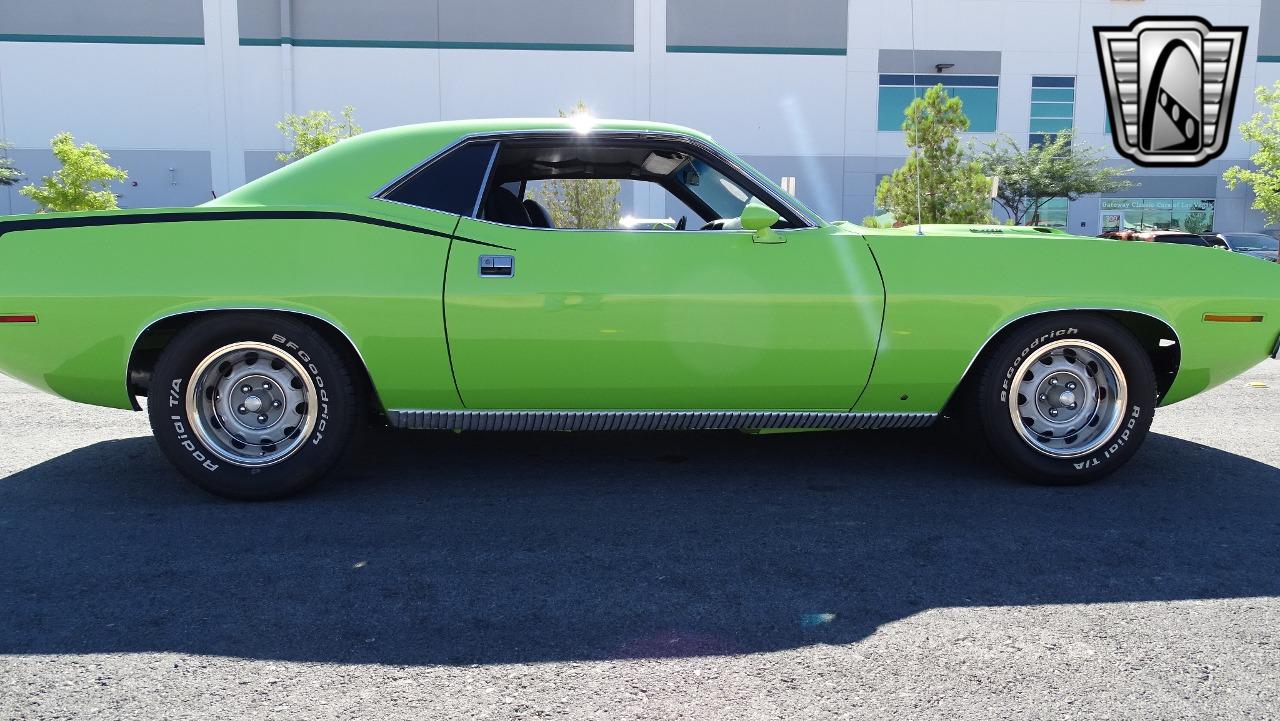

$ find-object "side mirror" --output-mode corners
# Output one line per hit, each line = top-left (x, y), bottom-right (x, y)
(739, 199), (783, 243)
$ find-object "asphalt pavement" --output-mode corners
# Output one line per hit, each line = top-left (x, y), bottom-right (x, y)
(1, 361), (1277, 720)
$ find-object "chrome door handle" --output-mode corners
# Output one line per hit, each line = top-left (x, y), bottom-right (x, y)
(478, 255), (514, 277)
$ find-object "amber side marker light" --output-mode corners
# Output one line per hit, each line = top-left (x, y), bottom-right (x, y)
(0, 314), (37, 323)
(1203, 314), (1264, 323)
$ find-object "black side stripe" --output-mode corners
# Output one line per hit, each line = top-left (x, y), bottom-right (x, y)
(455, 236), (515, 251)
(0, 209), (516, 251)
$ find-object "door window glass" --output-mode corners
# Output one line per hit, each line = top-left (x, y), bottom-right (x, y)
(477, 138), (796, 231)
(523, 178), (698, 230)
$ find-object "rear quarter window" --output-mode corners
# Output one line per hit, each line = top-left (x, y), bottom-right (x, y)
(378, 140), (497, 215)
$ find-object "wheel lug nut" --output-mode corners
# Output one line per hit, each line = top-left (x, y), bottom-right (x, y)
(237, 405), (247, 414)
(1066, 382), (1077, 390)
(257, 414), (269, 423)
(1039, 394), (1047, 402)
(1049, 408), (1059, 417)
(241, 385), (252, 393)
(1049, 378), (1059, 386)
(272, 400), (282, 409)
(262, 382), (271, 390)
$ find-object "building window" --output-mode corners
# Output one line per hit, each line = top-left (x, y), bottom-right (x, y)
(877, 74), (999, 132)
(1030, 76), (1074, 146)
(1032, 197), (1069, 229)
(1099, 198), (1216, 233)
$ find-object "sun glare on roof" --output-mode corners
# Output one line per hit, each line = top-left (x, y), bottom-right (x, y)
(569, 111), (596, 134)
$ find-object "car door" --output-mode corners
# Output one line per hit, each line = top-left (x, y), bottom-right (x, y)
(443, 137), (884, 411)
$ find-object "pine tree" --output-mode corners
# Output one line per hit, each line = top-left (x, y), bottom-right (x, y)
(875, 85), (993, 225)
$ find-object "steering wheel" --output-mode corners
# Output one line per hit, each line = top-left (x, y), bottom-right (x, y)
(675, 215), (686, 231)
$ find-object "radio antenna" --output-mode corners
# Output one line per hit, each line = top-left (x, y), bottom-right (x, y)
(909, 0), (924, 236)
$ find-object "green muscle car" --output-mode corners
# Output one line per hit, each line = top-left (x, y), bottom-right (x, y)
(1, 118), (1277, 499)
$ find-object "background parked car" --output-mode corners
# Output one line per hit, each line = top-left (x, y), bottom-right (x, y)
(1099, 230), (1277, 262)
(1111, 230), (1217, 247)
(1198, 233), (1231, 250)
(1098, 231), (1212, 246)
(1208, 232), (1280, 262)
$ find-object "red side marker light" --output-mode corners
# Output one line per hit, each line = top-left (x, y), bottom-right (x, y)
(0, 314), (37, 323)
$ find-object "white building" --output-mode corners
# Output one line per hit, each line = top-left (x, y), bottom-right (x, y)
(1, 0), (1278, 233)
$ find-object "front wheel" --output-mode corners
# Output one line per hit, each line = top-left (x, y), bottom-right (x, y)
(146, 313), (362, 500)
(975, 314), (1157, 484)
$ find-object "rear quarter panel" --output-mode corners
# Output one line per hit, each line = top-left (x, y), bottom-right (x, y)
(857, 231), (1280, 413)
(0, 210), (460, 410)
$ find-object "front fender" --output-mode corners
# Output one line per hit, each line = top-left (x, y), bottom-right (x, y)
(856, 232), (1280, 413)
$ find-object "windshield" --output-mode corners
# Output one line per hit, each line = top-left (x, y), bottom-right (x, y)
(1223, 233), (1279, 252)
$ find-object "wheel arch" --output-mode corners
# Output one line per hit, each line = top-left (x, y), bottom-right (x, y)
(942, 308), (1182, 418)
(127, 308), (382, 413)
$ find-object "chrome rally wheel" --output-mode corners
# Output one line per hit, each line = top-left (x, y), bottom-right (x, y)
(975, 314), (1157, 485)
(186, 342), (318, 467)
(147, 313), (362, 500)
(1007, 339), (1127, 459)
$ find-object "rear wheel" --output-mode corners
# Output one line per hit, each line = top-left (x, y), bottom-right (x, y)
(146, 313), (362, 500)
(974, 314), (1156, 484)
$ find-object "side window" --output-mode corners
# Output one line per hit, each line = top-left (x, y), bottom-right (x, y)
(478, 138), (798, 231)
(378, 140), (497, 215)
(523, 178), (689, 230)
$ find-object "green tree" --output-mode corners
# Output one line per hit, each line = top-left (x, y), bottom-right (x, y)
(875, 84), (993, 225)
(276, 106), (362, 163)
(19, 133), (127, 212)
(975, 129), (1133, 225)
(1225, 82), (1280, 224)
(534, 101), (621, 228)
(1179, 206), (1211, 234)
(0, 141), (21, 187)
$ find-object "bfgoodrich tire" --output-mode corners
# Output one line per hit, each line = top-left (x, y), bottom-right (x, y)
(146, 313), (362, 500)
(975, 314), (1156, 485)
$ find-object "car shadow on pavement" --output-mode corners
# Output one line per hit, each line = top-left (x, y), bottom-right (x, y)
(0, 426), (1277, 665)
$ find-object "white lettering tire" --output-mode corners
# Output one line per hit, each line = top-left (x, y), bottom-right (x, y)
(146, 313), (362, 500)
(975, 314), (1157, 484)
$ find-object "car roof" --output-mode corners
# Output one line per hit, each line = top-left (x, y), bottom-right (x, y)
(209, 118), (717, 210)
(358, 117), (718, 143)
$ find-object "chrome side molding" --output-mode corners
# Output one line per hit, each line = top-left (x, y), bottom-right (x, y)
(386, 409), (937, 432)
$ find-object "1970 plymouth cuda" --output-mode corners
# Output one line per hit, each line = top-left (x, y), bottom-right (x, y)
(1, 118), (1277, 499)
